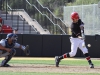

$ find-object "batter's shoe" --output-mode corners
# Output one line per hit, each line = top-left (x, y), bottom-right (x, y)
(0, 64), (11, 67)
(90, 64), (94, 68)
(55, 56), (61, 67)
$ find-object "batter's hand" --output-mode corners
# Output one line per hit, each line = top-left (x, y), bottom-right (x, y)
(78, 36), (82, 38)
(78, 36), (84, 40)
(80, 25), (84, 30)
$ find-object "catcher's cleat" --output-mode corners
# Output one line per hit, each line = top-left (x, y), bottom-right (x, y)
(90, 64), (94, 68)
(55, 56), (60, 67)
(24, 45), (30, 56)
(0, 64), (11, 67)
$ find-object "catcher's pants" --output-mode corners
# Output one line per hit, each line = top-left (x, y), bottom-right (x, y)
(0, 49), (16, 66)
(69, 37), (88, 57)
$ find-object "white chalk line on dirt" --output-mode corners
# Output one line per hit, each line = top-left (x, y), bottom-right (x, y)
(0, 57), (99, 60)
(0, 57), (85, 60)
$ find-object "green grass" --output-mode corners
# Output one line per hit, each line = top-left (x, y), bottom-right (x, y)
(0, 72), (100, 75)
(0, 59), (99, 66)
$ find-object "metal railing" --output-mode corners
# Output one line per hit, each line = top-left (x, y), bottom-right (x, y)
(26, 0), (66, 34)
(7, 5), (38, 34)
(7, 8), (23, 30)
(27, 0), (69, 34)
(64, 4), (100, 35)
(5, 0), (68, 34)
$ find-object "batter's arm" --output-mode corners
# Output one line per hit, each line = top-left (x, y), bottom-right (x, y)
(80, 22), (85, 40)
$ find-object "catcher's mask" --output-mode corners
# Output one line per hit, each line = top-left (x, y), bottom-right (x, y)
(6, 33), (18, 43)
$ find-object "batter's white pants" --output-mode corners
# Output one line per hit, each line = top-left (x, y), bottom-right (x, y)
(69, 37), (88, 57)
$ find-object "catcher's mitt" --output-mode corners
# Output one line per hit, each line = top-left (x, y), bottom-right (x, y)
(24, 45), (30, 56)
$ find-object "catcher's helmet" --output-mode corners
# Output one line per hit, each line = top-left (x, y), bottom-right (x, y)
(6, 33), (17, 39)
(6, 33), (18, 43)
(71, 12), (79, 20)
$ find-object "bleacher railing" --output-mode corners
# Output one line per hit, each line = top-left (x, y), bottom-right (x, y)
(26, 0), (66, 34)
(4, 0), (68, 34)
(27, 0), (69, 34)
(7, 6), (38, 34)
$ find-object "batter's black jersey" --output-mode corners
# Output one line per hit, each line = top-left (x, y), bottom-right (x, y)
(71, 19), (84, 38)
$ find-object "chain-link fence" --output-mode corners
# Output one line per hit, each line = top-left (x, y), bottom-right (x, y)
(64, 4), (100, 35)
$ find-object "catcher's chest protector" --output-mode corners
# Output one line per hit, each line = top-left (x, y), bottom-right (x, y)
(5, 40), (15, 48)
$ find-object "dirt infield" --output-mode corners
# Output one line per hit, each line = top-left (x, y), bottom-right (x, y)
(0, 64), (100, 73)
(0, 57), (100, 73)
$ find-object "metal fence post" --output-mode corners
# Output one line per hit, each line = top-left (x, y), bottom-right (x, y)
(6, 0), (7, 20)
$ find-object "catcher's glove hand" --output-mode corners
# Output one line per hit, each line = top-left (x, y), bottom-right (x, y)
(24, 45), (30, 56)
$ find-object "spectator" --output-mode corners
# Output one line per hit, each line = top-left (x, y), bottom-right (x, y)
(0, 17), (2, 32)
(0, 17), (2, 24)
(13, 28), (18, 34)
(0, 10), (1, 17)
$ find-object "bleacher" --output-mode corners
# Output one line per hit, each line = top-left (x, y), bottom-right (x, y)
(1, 13), (38, 34)
(0, 0), (69, 35)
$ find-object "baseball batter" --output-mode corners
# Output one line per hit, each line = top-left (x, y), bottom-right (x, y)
(0, 33), (30, 67)
(55, 12), (94, 68)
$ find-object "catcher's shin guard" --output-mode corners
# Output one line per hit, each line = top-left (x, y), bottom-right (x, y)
(0, 63), (11, 67)
(24, 45), (30, 56)
(0, 49), (16, 67)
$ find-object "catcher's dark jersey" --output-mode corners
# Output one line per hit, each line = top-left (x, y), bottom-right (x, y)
(71, 19), (84, 38)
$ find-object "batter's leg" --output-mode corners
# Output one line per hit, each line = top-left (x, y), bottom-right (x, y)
(79, 40), (94, 68)
(55, 38), (79, 67)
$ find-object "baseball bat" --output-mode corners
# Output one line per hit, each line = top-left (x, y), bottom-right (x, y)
(81, 30), (85, 40)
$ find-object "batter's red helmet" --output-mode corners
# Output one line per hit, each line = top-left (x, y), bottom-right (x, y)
(71, 12), (79, 20)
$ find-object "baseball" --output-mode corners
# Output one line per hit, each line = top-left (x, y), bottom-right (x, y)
(87, 44), (91, 47)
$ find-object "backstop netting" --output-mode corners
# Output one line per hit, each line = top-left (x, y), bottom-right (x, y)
(64, 4), (100, 35)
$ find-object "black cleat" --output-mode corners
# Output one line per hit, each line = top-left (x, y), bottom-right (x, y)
(55, 56), (60, 67)
(0, 64), (11, 67)
(90, 64), (94, 68)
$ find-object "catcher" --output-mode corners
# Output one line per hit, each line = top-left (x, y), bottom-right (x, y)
(0, 33), (30, 67)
